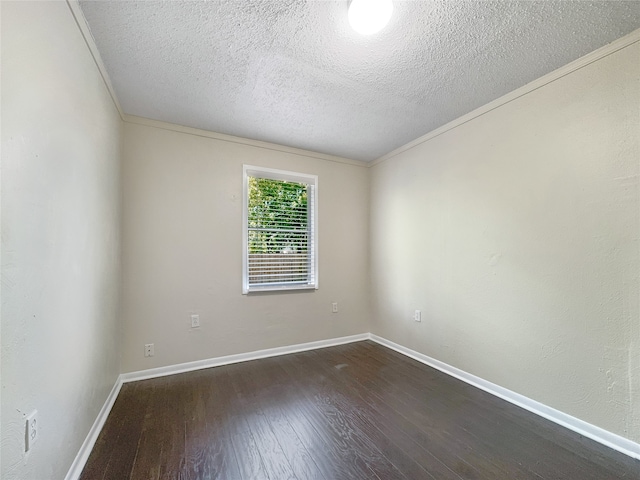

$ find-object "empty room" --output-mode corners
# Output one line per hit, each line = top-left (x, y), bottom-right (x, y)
(2, 0), (640, 479)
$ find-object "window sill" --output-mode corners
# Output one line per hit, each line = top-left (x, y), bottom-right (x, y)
(243, 284), (317, 295)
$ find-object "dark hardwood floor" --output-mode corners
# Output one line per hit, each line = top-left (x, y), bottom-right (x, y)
(80, 341), (640, 479)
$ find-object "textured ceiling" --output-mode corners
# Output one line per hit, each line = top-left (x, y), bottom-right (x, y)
(79, 1), (640, 162)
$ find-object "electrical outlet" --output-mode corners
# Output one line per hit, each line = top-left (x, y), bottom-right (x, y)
(25, 410), (38, 452)
(332, 302), (338, 313)
(191, 314), (200, 328)
(144, 343), (154, 357)
(414, 310), (422, 322)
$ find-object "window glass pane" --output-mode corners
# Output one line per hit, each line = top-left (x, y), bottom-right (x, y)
(244, 170), (316, 293)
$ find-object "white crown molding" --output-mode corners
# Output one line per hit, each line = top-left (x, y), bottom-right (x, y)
(67, 0), (362, 167)
(67, 0), (365, 167)
(67, 0), (639, 170)
(63, 377), (123, 480)
(369, 334), (640, 461)
(371, 27), (640, 166)
(66, 0), (124, 120)
(122, 114), (368, 167)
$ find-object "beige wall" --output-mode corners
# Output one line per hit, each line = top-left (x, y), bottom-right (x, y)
(2, 3), (638, 476)
(1, 2), (122, 479)
(370, 41), (640, 443)
(120, 121), (370, 372)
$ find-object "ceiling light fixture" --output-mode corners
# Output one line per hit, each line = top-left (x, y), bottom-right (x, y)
(348, 0), (393, 35)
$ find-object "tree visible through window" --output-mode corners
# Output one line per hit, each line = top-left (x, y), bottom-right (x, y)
(248, 177), (308, 254)
(243, 166), (317, 293)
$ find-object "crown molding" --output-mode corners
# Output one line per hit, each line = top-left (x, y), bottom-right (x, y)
(66, 0), (124, 120)
(67, 0), (639, 170)
(122, 114), (368, 167)
(371, 27), (640, 167)
(67, 0), (364, 166)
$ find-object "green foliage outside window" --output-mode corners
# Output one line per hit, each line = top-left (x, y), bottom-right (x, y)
(247, 177), (308, 254)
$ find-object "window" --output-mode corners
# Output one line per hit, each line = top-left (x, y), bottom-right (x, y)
(243, 165), (318, 294)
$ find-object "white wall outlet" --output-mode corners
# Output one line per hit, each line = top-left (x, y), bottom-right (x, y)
(191, 314), (200, 328)
(25, 410), (38, 452)
(332, 302), (338, 313)
(144, 343), (154, 357)
(414, 310), (422, 322)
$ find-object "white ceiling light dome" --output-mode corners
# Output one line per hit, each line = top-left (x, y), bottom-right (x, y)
(348, 0), (394, 35)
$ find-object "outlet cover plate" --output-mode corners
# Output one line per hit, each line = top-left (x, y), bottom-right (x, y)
(25, 410), (38, 452)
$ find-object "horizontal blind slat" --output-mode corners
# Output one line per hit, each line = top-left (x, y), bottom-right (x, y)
(246, 173), (315, 289)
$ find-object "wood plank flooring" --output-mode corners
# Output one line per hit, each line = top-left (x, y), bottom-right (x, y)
(79, 341), (640, 479)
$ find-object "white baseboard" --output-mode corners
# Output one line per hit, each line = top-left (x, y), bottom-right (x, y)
(65, 331), (639, 480)
(120, 333), (370, 383)
(64, 376), (123, 480)
(369, 333), (640, 461)
(65, 333), (368, 479)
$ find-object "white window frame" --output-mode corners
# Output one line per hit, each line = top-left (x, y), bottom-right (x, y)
(242, 165), (318, 294)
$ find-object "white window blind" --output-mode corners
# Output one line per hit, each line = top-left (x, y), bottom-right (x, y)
(243, 166), (318, 294)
